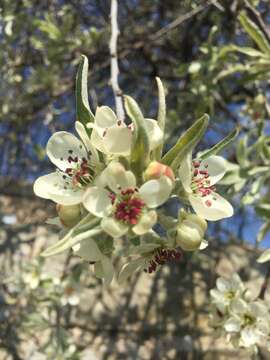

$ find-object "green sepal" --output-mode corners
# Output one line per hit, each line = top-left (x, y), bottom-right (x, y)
(76, 55), (95, 125)
(199, 127), (239, 160)
(124, 95), (150, 179)
(162, 114), (209, 170)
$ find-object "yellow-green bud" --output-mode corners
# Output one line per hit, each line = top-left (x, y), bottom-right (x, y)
(175, 210), (207, 251)
(56, 204), (82, 228)
(144, 161), (175, 182)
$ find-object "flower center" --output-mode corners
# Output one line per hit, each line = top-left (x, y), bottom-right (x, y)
(113, 188), (145, 225)
(144, 248), (182, 274)
(63, 151), (95, 188)
(191, 161), (216, 206)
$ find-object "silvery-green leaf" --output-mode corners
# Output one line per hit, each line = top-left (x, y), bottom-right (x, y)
(124, 95), (150, 177)
(257, 222), (270, 244)
(162, 114), (209, 170)
(41, 216), (100, 257)
(199, 127), (239, 160)
(255, 204), (270, 218)
(239, 12), (270, 55)
(154, 77), (166, 160)
(236, 135), (249, 167)
(257, 249), (270, 263)
(76, 55), (95, 125)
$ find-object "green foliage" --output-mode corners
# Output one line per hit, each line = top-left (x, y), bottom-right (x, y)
(125, 95), (150, 179)
(76, 55), (95, 125)
(162, 114), (209, 170)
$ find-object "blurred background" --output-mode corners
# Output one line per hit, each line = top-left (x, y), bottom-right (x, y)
(1, 0), (270, 359)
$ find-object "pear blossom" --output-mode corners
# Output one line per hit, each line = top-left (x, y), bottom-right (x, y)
(33, 122), (100, 205)
(224, 298), (270, 349)
(88, 106), (163, 156)
(210, 274), (245, 313)
(178, 153), (233, 221)
(83, 161), (174, 238)
(175, 211), (207, 251)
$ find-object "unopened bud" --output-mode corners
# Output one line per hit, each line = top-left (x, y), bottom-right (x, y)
(175, 210), (207, 251)
(144, 161), (175, 182)
(56, 204), (82, 228)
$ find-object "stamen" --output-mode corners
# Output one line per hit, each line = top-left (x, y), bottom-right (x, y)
(144, 248), (182, 273)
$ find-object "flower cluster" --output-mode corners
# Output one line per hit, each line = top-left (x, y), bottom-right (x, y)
(33, 56), (234, 286)
(210, 274), (270, 353)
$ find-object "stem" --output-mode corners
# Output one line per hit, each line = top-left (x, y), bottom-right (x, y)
(259, 265), (270, 300)
(110, 0), (125, 121)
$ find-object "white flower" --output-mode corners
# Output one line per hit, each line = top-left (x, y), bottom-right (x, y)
(178, 153), (233, 221)
(72, 239), (114, 287)
(33, 122), (100, 205)
(175, 210), (207, 251)
(210, 274), (245, 313)
(88, 106), (163, 156)
(224, 299), (270, 349)
(82, 162), (173, 238)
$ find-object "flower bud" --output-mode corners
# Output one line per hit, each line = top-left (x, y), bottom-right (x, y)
(144, 161), (175, 182)
(56, 204), (82, 228)
(175, 210), (207, 251)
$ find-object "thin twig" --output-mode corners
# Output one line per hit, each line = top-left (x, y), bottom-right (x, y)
(150, 0), (222, 42)
(259, 265), (270, 300)
(110, 0), (125, 121)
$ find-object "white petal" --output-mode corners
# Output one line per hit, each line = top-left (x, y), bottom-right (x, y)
(250, 301), (268, 318)
(224, 317), (241, 333)
(95, 106), (117, 136)
(101, 257), (114, 287)
(94, 257), (114, 287)
(145, 118), (163, 150)
(72, 239), (104, 261)
(199, 155), (226, 186)
(231, 298), (248, 315)
(103, 125), (132, 155)
(189, 192), (233, 221)
(83, 186), (112, 217)
(105, 162), (136, 192)
(178, 153), (192, 193)
(47, 131), (87, 171)
(132, 210), (157, 235)
(216, 277), (231, 293)
(90, 128), (109, 154)
(201, 239), (210, 251)
(75, 121), (99, 164)
(33, 172), (83, 205)
(139, 176), (173, 208)
(241, 327), (259, 346)
(118, 258), (145, 284)
(101, 217), (129, 238)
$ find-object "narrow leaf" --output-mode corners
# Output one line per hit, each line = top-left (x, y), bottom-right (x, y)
(239, 12), (270, 55)
(199, 127), (239, 160)
(257, 222), (270, 244)
(124, 95), (150, 177)
(162, 114), (209, 169)
(41, 216), (99, 257)
(154, 77), (166, 160)
(257, 248), (270, 263)
(76, 55), (95, 125)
